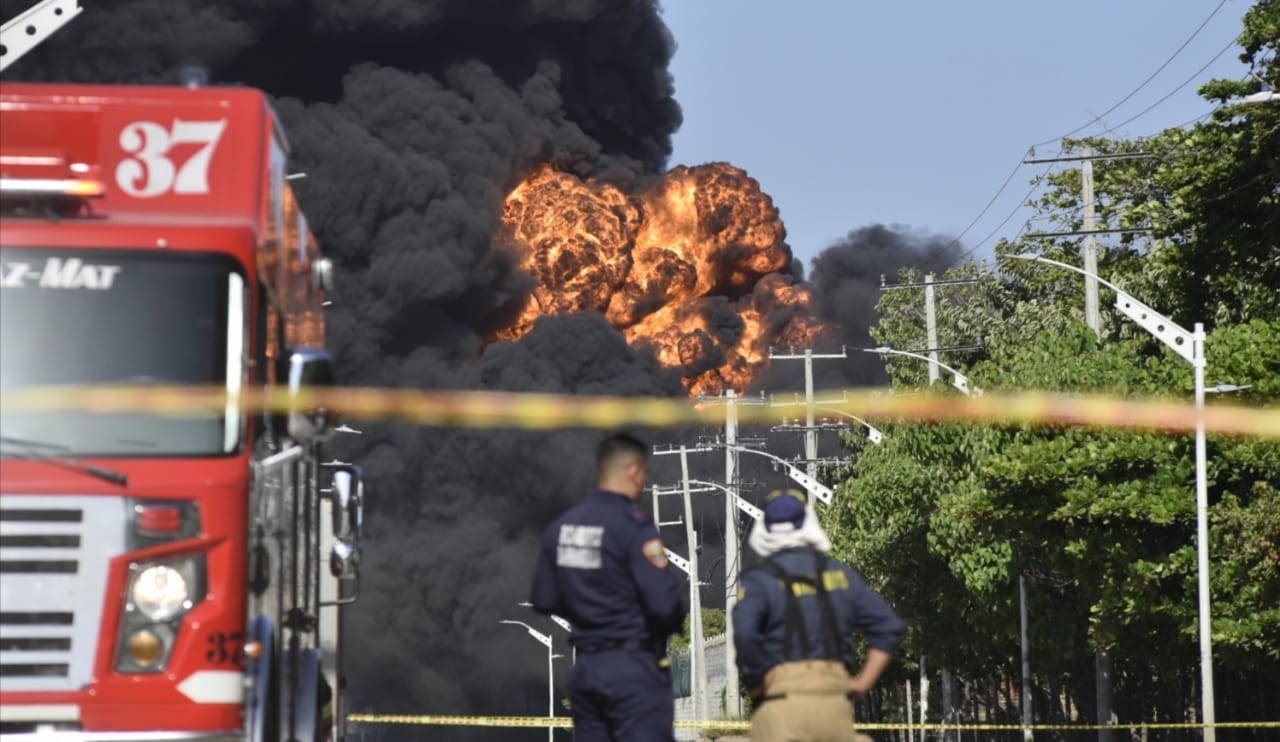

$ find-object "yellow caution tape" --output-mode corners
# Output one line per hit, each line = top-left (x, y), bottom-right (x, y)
(0, 384), (1277, 437)
(347, 714), (574, 728)
(345, 713), (1280, 732)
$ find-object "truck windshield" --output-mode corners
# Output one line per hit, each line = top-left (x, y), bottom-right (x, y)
(0, 249), (247, 456)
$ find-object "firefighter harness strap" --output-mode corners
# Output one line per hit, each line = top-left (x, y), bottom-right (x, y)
(759, 548), (841, 661)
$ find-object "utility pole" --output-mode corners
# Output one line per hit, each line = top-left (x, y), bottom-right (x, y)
(905, 680), (914, 742)
(679, 448), (709, 724)
(942, 669), (955, 742)
(1097, 649), (1115, 742)
(722, 390), (742, 717)
(651, 445), (714, 723)
(925, 275), (940, 384)
(1082, 147), (1101, 336)
(879, 274), (981, 385)
(919, 656), (929, 742)
(1024, 149), (1159, 340)
(1020, 575), (1033, 742)
(767, 347), (848, 479)
(693, 389), (764, 717)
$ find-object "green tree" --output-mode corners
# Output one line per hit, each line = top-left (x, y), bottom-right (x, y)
(827, 1), (1280, 722)
(669, 608), (727, 650)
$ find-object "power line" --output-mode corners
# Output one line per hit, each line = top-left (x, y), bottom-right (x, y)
(1097, 36), (1240, 138)
(921, 9), (1238, 271)
(952, 168), (1059, 262)
(1023, 151), (1156, 164)
(1025, 227), (1152, 239)
(1027, 203), (1085, 225)
(1168, 110), (1218, 130)
(989, 131), (1269, 253)
(922, 151), (1031, 264)
(1032, 0), (1231, 148)
(1180, 166), (1280, 210)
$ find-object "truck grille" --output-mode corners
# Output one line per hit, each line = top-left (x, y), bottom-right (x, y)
(0, 496), (125, 691)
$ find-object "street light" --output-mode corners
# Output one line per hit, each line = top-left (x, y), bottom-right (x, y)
(1009, 251), (1233, 740)
(817, 406), (885, 444)
(854, 345), (983, 397)
(1227, 90), (1278, 105)
(1206, 382), (1251, 395)
(653, 479), (763, 521)
(500, 620), (560, 742)
(518, 603), (574, 664)
(712, 442), (836, 505)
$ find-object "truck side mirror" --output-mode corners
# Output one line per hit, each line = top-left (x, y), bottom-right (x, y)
(330, 465), (363, 540)
(329, 540), (358, 578)
(351, 489), (363, 538)
(331, 470), (351, 538)
(325, 540), (361, 606)
(274, 348), (336, 442)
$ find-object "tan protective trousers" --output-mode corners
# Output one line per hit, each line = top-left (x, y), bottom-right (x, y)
(749, 661), (873, 742)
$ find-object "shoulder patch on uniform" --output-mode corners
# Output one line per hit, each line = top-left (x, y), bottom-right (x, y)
(642, 538), (668, 568)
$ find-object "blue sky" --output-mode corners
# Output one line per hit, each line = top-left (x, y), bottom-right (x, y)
(660, 1), (1249, 269)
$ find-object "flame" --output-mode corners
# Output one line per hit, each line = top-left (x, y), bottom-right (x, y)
(496, 163), (825, 395)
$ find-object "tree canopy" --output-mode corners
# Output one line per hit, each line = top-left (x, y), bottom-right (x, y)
(826, 0), (1279, 723)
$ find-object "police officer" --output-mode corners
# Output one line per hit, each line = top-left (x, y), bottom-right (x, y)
(531, 432), (687, 742)
(733, 489), (905, 742)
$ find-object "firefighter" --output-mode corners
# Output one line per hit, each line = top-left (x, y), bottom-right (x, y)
(530, 432), (687, 742)
(733, 489), (905, 742)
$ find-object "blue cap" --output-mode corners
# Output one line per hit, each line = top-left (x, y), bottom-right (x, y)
(763, 489), (806, 529)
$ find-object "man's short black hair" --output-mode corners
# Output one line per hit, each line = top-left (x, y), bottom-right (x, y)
(597, 431), (648, 476)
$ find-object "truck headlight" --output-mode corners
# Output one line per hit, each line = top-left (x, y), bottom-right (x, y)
(131, 564), (191, 621)
(117, 557), (206, 673)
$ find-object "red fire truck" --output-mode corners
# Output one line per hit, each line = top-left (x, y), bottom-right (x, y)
(0, 32), (363, 742)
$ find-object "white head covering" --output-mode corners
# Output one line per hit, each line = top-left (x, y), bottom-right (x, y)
(747, 498), (831, 558)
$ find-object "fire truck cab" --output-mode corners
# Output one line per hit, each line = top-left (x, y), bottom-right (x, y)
(0, 80), (361, 742)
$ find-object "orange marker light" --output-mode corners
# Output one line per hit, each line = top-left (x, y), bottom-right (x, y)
(127, 630), (164, 667)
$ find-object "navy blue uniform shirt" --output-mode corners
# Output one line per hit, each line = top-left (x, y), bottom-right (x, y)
(532, 489), (686, 649)
(732, 547), (905, 689)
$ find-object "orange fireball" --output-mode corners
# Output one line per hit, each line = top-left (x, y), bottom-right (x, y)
(496, 163), (825, 395)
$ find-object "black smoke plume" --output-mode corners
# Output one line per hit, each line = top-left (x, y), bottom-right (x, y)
(6, 2), (683, 738)
(5, 3), (959, 738)
(761, 224), (961, 392)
